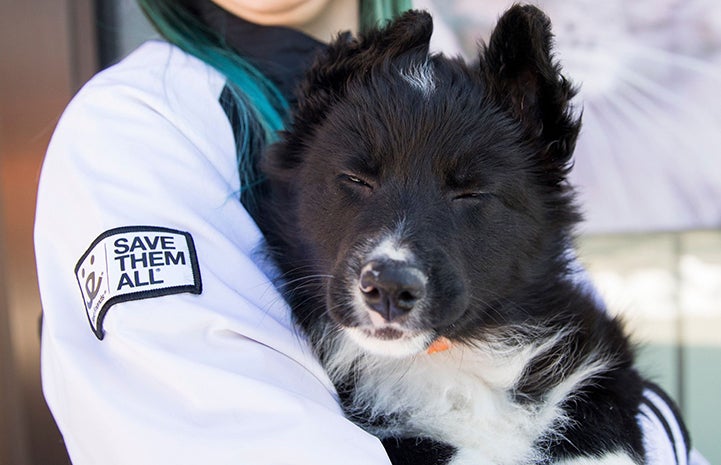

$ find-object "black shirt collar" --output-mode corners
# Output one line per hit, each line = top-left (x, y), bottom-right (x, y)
(191, 0), (327, 106)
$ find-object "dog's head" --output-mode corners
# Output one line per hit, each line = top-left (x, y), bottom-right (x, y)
(261, 6), (582, 357)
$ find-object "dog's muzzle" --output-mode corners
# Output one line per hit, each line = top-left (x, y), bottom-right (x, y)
(359, 259), (427, 322)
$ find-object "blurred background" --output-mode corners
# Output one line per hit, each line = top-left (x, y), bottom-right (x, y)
(0, 0), (719, 463)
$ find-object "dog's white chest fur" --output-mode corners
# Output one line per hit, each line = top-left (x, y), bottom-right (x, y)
(326, 331), (626, 465)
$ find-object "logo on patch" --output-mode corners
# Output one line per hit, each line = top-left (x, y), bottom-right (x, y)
(75, 226), (202, 340)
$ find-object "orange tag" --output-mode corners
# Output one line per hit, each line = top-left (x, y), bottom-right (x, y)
(426, 337), (452, 354)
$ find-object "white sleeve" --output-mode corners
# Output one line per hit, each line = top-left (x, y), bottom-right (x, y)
(35, 44), (391, 465)
(638, 383), (708, 465)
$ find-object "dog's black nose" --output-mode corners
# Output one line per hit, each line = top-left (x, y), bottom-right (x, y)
(359, 260), (426, 322)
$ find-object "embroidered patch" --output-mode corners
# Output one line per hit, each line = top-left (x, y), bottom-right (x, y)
(75, 226), (202, 340)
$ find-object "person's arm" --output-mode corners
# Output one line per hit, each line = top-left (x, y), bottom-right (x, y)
(35, 42), (391, 465)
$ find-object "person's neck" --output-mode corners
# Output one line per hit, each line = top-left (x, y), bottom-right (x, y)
(297, 0), (359, 43)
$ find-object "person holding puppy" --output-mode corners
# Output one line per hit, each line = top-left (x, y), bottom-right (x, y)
(34, 0), (704, 464)
(36, 1), (406, 463)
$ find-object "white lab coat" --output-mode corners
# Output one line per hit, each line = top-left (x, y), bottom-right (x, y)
(35, 40), (391, 465)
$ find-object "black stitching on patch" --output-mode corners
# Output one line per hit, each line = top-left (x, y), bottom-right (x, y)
(75, 226), (202, 340)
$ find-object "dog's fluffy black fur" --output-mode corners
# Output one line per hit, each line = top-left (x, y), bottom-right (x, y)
(255, 6), (676, 464)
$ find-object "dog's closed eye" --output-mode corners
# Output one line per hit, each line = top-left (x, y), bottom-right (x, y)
(452, 190), (493, 201)
(341, 173), (374, 190)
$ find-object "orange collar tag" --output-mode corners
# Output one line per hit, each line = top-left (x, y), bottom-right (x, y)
(426, 337), (452, 355)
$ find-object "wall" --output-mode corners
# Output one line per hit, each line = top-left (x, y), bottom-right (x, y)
(0, 0), (97, 463)
(580, 231), (721, 464)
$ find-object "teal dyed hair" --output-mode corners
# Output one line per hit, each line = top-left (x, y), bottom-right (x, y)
(136, 0), (287, 134)
(361, 0), (413, 33)
(137, 0), (412, 207)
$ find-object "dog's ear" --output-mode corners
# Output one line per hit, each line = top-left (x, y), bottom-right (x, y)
(295, 9), (433, 128)
(481, 5), (581, 171)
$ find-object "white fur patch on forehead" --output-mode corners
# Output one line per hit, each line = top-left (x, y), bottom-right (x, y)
(398, 60), (436, 97)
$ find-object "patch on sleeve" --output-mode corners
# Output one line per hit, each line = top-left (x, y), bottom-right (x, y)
(75, 226), (202, 340)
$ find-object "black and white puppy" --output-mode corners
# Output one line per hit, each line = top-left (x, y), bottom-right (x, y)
(256, 6), (684, 464)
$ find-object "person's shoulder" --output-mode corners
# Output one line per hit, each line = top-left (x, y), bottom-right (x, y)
(46, 40), (236, 178)
(63, 40), (226, 130)
(87, 40), (225, 98)
(36, 40), (245, 279)
(38, 39), (241, 236)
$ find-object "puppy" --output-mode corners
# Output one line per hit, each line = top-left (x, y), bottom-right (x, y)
(255, 6), (685, 464)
